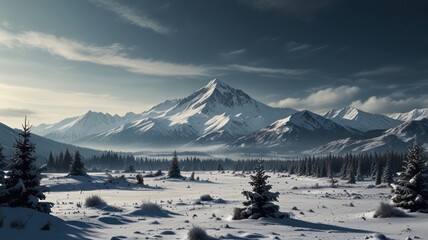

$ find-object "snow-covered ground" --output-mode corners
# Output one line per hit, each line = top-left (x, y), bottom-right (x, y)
(1, 172), (427, 240)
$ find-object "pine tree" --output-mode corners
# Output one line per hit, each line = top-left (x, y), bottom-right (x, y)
(237, 160), (285, 219)
(168, 151), (181, 178)
(136, 173), (144, 185)
(217, 163), (224, 172)
(125, 164), (136, 173)
(190, 171), (195, 181)
(391, 140), (428, 212)
(340, 160), (348, 180)
(356, 158), (363, 181)
(402, 139), (425, 181)
(63, 149), (73, 173)
(0, 144), (6, 183)
(381, 159), (393, 184)
(0, 118), (52, 213)
(375, 161), (382, 185)
(347, 161), (356, 184)
(46, 151), (55, 172)
(68, 151), (87, 176)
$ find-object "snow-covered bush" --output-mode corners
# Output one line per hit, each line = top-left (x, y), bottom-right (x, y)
(200, 194), (213, 201)
(373, 202), (407, 218)
(84, 195), (106, 208)
(187, 226), (209, 240)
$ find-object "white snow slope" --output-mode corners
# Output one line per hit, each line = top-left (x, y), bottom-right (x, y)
(79, 79), (296, 149)
(2, 172), (426, 240)
(324, 107), (402, 132)
(385, 108), (428, 122)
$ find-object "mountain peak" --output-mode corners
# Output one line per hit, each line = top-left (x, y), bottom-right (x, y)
(204, 79), (230, 91)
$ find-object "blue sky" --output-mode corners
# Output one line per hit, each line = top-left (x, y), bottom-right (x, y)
(0, 0), (427, 127)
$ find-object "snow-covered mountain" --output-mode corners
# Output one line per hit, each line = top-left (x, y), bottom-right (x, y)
(0, 122), (102, 161)
(229, 110), (356, 152)
(385, 108), (428, 122)
(33, 111), (141, 144)
(324, 107), (402, 132)
(305, 118), (428, 155)
(79, 79), (296, 149)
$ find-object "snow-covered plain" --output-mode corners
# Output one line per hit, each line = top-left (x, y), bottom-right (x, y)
(1, 172), (427, 240)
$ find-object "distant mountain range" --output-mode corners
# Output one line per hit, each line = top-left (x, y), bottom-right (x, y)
(29, 79), (427, 155)
(0, 123), (103, 162)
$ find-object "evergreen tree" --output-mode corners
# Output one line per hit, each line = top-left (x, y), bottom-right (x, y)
(136, 173), (144, 185)
(0, 118), (51, 213)
(168, 151), (181, 178)
(375, 161), (382, 185)
(46, 151), (55, 172)
(63, 149), (73, 173)
(347, 161), (356, 184)
(381, 158), (393, 184)
(402, 139), (425, 181)
(125, 164), (136, 173)
(68, 151), (87, 176)
(356, 158), (363, 181)
(190, 171), (195, 181)
(0, 144), (6, 183)
(237, 160), (285, 219)
(217, 163), (224, 172)
(391, 140), (428, 211)
(340, 160), (348, 180)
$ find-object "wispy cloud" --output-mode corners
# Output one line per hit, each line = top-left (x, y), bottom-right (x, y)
(220, 48), (246, 58)
(352, 65), (405, 77)
(351, 95), (428, 114)
(270, 85), (360, 113)
(229, 64), (312, 76)
(0, 108), (36, 117)
(89, 0), (170, 34)
(0, 83), (145, 127)
(247, 0), (335, 21)
(285, 41), (328, 53)
(0, 27), (209, 77)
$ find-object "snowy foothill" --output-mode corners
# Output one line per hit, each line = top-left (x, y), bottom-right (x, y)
(0, 171), (426, 239)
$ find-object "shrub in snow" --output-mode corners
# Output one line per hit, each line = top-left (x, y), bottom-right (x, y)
(391, 140), (428, 212)
(10, 218), (26, 229)
(136, 173), (144, 185)
(0, 118), (51, 213)
(125, 164), (136, 173)
(200, 194), (213, 201)
(168, 151), (182, 178)
(190, 171), (195, 181)
(68, 151), (87, 177)
(187, 226), (209, 240)
(373, 202), (407, 218)
(139, 202), (162, 213)
(234, 160), (287, 220)
(41, 222), (51, 231)
(85, 195), (106, 208)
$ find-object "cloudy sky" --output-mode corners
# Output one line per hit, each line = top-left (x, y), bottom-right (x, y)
(0, 0), (427, 128)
